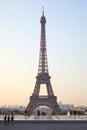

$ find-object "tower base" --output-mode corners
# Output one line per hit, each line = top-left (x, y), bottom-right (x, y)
(25, 96), (60, 115)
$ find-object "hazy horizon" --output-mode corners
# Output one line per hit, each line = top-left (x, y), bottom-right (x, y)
(0, 0), (87, 107)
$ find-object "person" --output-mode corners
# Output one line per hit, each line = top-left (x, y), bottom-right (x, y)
(37, 110), (40, 116)
(4, 114), (7, 125)
(11, 112), (14, 123)
(7, 114), (10, 124)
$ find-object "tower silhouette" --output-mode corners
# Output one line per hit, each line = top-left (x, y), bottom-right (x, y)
(25, 9), (60, 115)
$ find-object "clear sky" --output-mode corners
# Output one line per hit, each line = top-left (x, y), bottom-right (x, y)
(0, 0), (87, 107)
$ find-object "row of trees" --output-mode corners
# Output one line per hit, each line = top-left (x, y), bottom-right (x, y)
(0, 109), (86, 115)
(0, 109), (24, 115)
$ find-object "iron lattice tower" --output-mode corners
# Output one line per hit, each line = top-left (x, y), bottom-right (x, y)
(25, 9), (60, 115)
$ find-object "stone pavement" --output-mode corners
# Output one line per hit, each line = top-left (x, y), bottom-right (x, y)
(0, 115), (87, 130)
(0, 120), (87, 130)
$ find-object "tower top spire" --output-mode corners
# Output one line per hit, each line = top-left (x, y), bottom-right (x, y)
(40, 6), (46, 24)
(42, 6), (44, 16)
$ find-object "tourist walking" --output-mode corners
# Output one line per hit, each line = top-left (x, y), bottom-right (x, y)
(4, 114), (7, 125)
(37, 110), (40, 116)
(7, 114), (10, 124)
(11, 112), (14, 123)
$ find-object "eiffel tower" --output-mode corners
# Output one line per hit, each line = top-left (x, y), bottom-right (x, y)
(25, 9), (60, 115)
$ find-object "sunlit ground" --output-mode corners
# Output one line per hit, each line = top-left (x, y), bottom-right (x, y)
(0, 115), (87, 120)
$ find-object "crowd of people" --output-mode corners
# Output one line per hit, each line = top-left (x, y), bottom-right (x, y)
(4, 112), (14, 125)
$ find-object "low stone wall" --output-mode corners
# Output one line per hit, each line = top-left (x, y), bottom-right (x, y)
(0, 120), (87, 130)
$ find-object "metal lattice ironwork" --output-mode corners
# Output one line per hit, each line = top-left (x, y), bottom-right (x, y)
(38, 10), (48, 74)
(25, 9), (60, 115)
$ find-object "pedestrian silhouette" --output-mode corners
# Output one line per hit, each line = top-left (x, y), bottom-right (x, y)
(11, 112), (14, 123)
(7, 114), (10, 124)
(4, 114), (7, 125)
(37, 110), (40, 116)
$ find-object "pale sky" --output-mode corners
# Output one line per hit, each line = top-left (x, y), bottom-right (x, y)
(0, 0), (87, 107)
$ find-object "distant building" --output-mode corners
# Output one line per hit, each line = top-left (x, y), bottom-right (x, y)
(59, 102), (74, 110)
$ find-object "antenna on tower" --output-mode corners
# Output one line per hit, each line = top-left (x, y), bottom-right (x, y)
(42, 6), (44, 16)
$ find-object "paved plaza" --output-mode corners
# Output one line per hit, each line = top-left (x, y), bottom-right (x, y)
(0, 120), (87, 130)
(0, 115), (87, 130)
(1, 115), (87, 120)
